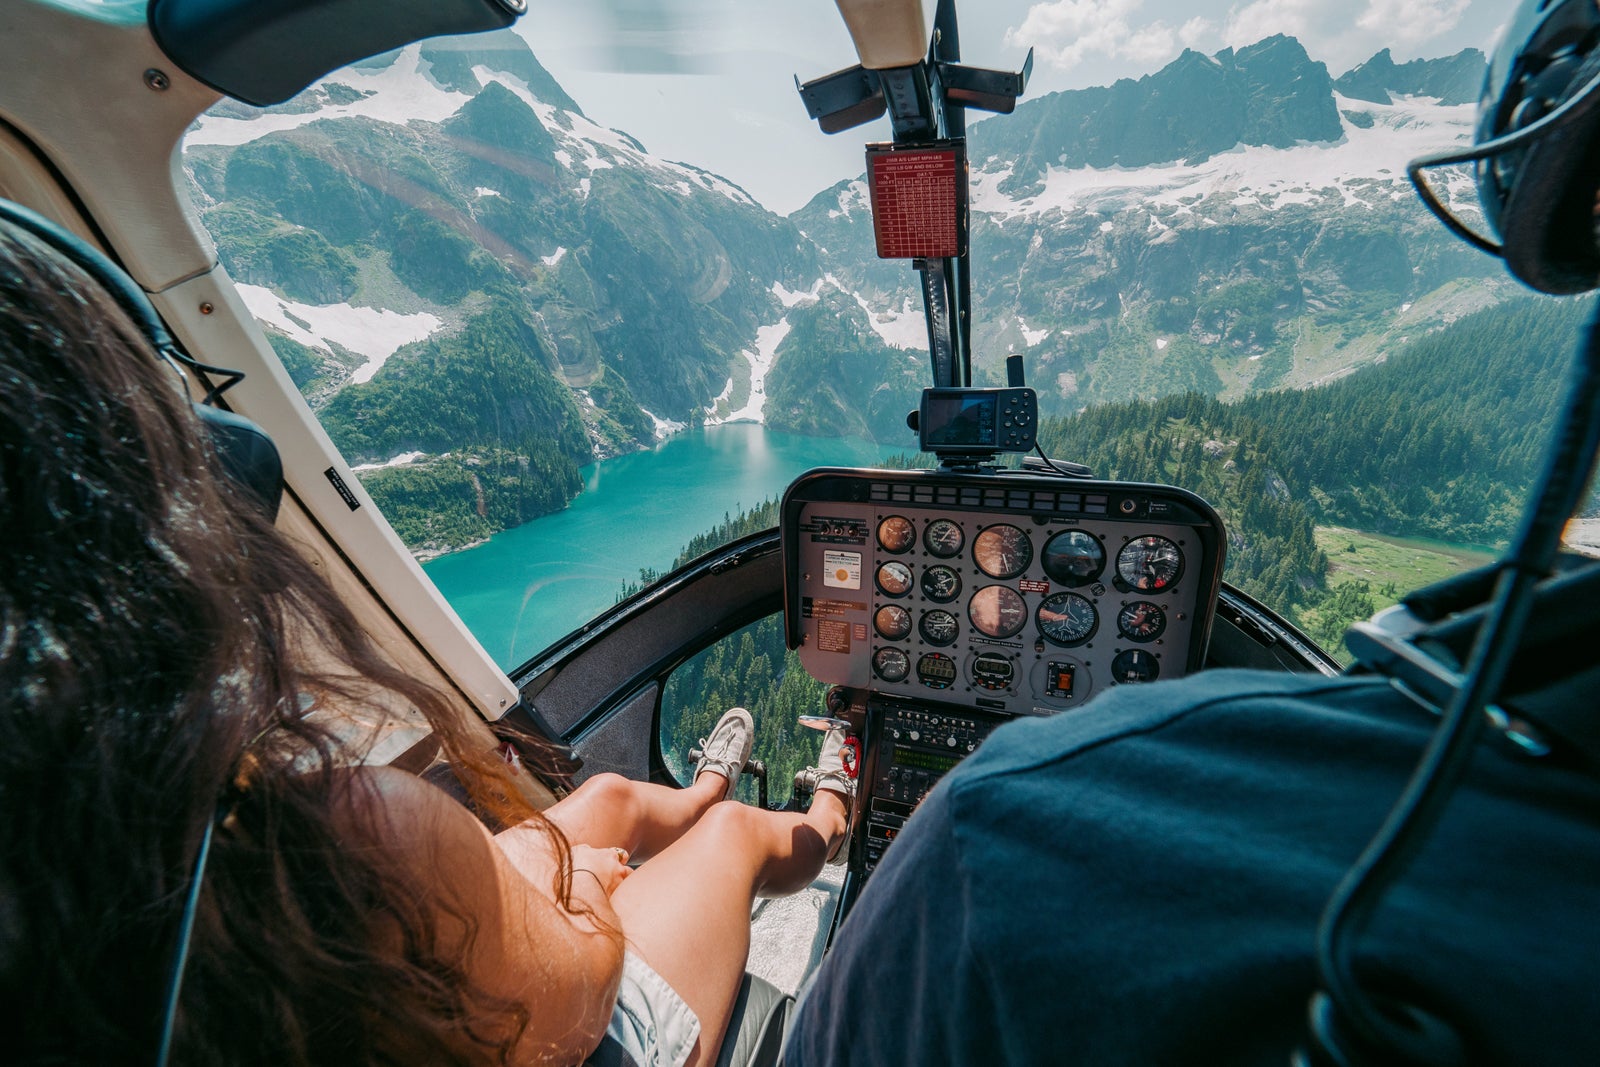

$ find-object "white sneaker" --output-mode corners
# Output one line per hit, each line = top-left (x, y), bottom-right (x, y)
(794, 725), (856, 863)
(694, 707), (754, 801)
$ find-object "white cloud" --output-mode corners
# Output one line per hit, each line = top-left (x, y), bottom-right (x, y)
(1356, 0), (1472, 49)
(1007, 0), (1181, 70)
(1223, 0), (1320, 49)
(1180, 16), (1217, 48)
(1215, 0), (1482, 73)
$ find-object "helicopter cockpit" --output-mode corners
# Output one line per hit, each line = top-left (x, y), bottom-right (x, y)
(7, 0), (1595, 1063)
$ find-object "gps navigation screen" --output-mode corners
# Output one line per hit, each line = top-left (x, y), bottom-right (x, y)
(924, 393), (995, 446)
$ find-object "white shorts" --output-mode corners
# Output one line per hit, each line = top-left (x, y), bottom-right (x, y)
(604, 949), (702, 1067)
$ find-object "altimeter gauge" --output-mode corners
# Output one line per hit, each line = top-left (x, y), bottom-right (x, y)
(919, 609), (959, 647)
(877, 515), (915, 553)
(921, 564), (962, 603)
(875, 604), (912, 641)
(924, 518), (965, 558)
(1117, 600), (1167, 642)
(974, 524), (1033, 579)
(1037, 591), (1098, 647)
(1116, 535), (1183, 592)
(968, 585), (1028, 639)
(877, 560), (913, 597)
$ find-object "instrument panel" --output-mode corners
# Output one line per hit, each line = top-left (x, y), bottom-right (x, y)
(783, 468), (1226, 716)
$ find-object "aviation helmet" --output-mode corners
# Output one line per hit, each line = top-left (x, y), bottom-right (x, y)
(1413, 0), (1600, 293)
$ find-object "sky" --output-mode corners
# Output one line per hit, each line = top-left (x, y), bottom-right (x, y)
(519, 1), (1511, 214)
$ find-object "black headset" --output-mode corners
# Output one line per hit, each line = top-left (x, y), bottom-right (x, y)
(0, 198), (283, 520)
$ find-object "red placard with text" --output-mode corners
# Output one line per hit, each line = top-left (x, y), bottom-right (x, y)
(866, 140), (968, 259)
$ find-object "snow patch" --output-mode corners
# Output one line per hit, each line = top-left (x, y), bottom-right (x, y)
(965, 93), (1475, 221)
(238, 283), (442, 384)
(1017, 316), (1050, 347)
(829, 180), (871, 220)
(642, 408), (687, 442)
(1155, 337), (1168, 350)
(705, 319), (791, 425)
(542, 246), (568, 267)
(474, 187), (501, 198)
(843, 289), (928, 351)
(772, 279), (823, 308)
(351, 451), (428, 472)
(1098, 220), (1115, 233)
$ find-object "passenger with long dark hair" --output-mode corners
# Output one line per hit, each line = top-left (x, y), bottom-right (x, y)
(0, 218), (853, 1066)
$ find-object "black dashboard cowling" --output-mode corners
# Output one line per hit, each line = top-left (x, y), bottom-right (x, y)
(148, 0), (525, 107)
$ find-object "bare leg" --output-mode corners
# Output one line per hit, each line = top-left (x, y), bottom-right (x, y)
(542, 770), (729, 863)
(608, 790), (848, 1067)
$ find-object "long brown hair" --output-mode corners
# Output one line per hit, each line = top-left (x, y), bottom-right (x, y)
(0, 221), (574, 1063)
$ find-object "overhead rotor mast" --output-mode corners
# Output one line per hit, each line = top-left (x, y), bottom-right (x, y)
(797, 0), (1031, 390)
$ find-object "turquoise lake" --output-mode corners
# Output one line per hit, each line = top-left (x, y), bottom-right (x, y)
(423, 425), (905, 670)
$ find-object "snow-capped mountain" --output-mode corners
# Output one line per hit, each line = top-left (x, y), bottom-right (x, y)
(796, 37), (1500, 411)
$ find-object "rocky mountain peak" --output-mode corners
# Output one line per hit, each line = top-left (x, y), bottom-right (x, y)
(1335, 47), (1486, 106)
(418, 30), (582, 114)
(977, 33), (1341, 198)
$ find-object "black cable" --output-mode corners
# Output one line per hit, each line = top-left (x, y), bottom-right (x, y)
(1303, 300), (1600, 1065)
(155, 817), (215, 1067)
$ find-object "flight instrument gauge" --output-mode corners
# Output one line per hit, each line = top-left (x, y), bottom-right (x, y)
(876, 561), (913, 597)
(1111, 649), (1160, 683)
(877, 515), (915, 553)
(921, 565), (962, 603)
(974, 524), (1033, 579)
(1117, 601), (1167, 642)
(969, 585), (1028, 639)
(1041, 529), (1106, 587)
(874, 604), (912, 641)
(924, 518), (965, 558)
(919, 609), (959, 647)
(1116, 535), (1183, 592)
(873, 646), (911, 683)
(916, 652), (957, 689)
(968, 651), (1016, 691)
(1037, 591), (1098, 647)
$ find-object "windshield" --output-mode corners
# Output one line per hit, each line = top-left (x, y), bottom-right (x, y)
(186, 1), (1587, 669)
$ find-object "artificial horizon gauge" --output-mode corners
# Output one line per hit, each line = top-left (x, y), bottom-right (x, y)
(878, 515), (915, 553)
(875, 604), (913, 641)
(921, 564), (962, 602)
(1111, 648), (1160, 683)
(974, 524), (1033, 579)
(877, 560), (913, 597)
(924, 518), (964, 557)
(1117, 601), (1167, 642)
(873, 646), (911, 683)
(1117, 535), (1183, 592)
(919, 609), (959, 646)
(1037, 591), (1098, 647)
(1041, 529), (1106, 587)
(968, 584), (1028, 639)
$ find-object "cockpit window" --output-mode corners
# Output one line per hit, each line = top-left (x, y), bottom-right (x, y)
(188, 12), (1590, 670)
